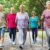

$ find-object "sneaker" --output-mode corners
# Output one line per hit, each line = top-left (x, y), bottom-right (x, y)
(0, 43), (2, 47)
(2, 43), (4, 47)
(10, 39), (12, 43)
(49, 49), (50, 50)
(12, 41), (16, 45)
(19, 45), (23, 49)
(0, 44), (4, 48)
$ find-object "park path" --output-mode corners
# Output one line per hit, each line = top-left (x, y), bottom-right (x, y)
(2, 31), (48, 50)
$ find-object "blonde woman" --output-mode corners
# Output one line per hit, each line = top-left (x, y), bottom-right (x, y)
(16, 4), (29, 49)
(41, 1), (50, 50)
(6, 7), (17, 45)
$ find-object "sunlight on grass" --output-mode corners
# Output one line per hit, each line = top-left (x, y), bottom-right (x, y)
(38, 31), (47, 38)
(5, 31), (47, 39)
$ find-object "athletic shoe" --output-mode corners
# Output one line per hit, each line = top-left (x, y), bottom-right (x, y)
(0, 44), (4, 48)
(12, 41), (16, 45)
(49, 49), (50, 50)
(19, 45), (23, 49)
(0, 43), (2, 47)
(10, 39), (12, 43)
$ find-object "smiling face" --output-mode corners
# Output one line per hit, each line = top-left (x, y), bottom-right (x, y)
(10, 7), (15, 13)
(19, 4), (25, 13)
(32, 11), (36, 17)
(32, 13), (35, 17)
(46, 1), (50, 9)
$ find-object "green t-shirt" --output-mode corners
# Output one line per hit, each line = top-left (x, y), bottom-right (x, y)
(29, 16), (39, 28)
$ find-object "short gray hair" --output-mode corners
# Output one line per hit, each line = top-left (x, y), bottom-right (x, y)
(46, 1), (50, 7)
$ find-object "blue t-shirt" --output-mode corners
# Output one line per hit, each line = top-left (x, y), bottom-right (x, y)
(29, 16), (39, 28)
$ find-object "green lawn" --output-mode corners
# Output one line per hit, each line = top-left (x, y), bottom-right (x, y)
(5, 30), (47, 39)
(38, 30), (47, 38)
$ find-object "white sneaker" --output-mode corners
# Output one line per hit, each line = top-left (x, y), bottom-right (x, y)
(10, 39), (12, 43)
(0, 43), (2, 47)
(12, 41), (16, 45)
(0, 43), (4, 48)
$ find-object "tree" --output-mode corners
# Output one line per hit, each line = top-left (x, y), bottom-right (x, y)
(0, 0), (48, 16)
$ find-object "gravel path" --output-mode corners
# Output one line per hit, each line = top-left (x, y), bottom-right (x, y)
(0, 31), (48, 50)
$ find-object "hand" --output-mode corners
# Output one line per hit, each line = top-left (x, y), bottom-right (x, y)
(28, 28), (30, 31)
(41, 16), (44, 20)
(6, 25), (8, 29)
(0, 19), (2, 23)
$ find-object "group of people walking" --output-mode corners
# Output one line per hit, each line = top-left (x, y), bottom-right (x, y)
(0, 1), (50, 50)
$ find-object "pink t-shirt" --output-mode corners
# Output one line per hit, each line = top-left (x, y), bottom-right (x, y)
(6, 13), (17, 28)
(42, 9), (50, 28)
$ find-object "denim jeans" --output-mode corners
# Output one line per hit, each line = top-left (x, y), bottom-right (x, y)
(31, 28), (38, 42)
(0, 27), (5, 37)
(8, 28), (16, 42)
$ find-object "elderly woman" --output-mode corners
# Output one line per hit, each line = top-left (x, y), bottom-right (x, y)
(16, 4), (29, 49)
(6, 7), (17, 45)
(41, 1), (50, 50)
(0, 4), (6, 47)
(29, 11), (39, 44)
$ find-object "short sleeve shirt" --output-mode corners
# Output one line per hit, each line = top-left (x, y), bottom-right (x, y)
(42, 9), (50, 28)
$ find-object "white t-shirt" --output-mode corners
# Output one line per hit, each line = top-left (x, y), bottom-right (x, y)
(16, 12), (29, 29)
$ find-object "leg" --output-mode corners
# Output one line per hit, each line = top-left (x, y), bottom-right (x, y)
(18, 28), (23, 45)
(31, 28), (34, 41)
(23, 28), (27, 45)
(0, 28), (1, 40)
(18, 28), (24, 49)
(12, 28), (16, 42)
(48, 36), (50, 49)
(34, 28), (38, 42)
(0, 28), (2, 47)
(8, 28), (12, 40)
(1, 27), (5, 44)
(45, 28), (50, 49)
(19, 28), (27, 49)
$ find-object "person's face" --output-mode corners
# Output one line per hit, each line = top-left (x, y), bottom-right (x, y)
(19, 6), (25, 12)
(11, 7), (15, 13)
(47, 4), (50, 9)
(32, 13), (35, 17)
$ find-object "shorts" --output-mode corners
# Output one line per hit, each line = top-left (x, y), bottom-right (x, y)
(0, 27), (5, 37)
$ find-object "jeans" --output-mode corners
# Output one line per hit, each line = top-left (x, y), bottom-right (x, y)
(31, 28), (38, 42)
(8, 28), (16, 42)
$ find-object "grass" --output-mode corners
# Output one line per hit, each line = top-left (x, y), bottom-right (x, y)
(38, 30), (47, 38)
(4, 30), (47, 38)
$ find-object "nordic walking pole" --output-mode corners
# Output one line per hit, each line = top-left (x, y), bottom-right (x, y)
(29, 30), (32, 47)
(28, 22), (32, 47)
(41, 19), (44, 49)
(42, 22), (43, 47)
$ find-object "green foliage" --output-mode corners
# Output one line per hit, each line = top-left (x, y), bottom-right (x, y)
(0, 0), (47, 16)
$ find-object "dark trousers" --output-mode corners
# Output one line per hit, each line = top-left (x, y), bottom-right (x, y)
(31, 28), (38, 42)
(8, 28), (16, 42)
